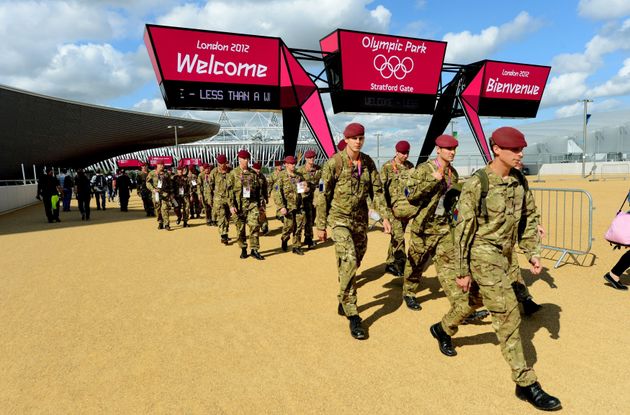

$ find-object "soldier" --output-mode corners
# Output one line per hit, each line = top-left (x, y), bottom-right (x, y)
(268, 160), (283, 222)
(274, 155), (307, 255)
(137, 164), (155, 217)
(316, 123), (392, 340)
(401, 134), (459, 311)
(209, 154), (232, 244)
(428, 127), (561, 411)
(188, 165), (202, 219)
(380, 140), (414, 277)
(198, 163), (213, 225)
(146, 161), (172, 230)
(228, 150), (264, 260)
(173, 165), (191, 227)
(296, 149), (321, 248)
(252, 161), (269, 235)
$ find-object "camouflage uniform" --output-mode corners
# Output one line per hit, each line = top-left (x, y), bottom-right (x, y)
(402, 160), (459, 299)
(274, 170), (307, 249)
(198, 169), (213, 224)
(445, 165), (540, 387)
(172, 173), (191, 224)
(209, 166), (232, 239)
(137, 170), (154, 216)
(146, 169), (172, 228)
(380, 159), (415, 273)
(316, 151), (388, 317)
(256, 171), (269, 233)
(228, 166), (261, 249)
(296, 163), (321, 244)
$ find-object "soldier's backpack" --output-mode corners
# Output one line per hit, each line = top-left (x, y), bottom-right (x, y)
(330, 151), (375, 199)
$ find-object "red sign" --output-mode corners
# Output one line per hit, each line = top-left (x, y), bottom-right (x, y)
(336, 30), (446, 95)
(481, 61), (550, 101)
(148, 156), (174, 167)
(177, 158), (204, 167)
(116, 159), (145, 168)
(146, 25), (280, 86)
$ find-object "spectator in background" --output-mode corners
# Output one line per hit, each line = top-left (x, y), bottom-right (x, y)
(115, 169), (132, 212)
(37, 167), (62, 223)
(604, 250), (630, 290)
(75, 168), (92, 220)
(106, 171), (116, 202)
(91, 169), (107, 210)
(61, 169), (74, 212)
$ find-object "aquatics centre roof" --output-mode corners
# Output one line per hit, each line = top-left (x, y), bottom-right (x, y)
(0, 84), (220, 179)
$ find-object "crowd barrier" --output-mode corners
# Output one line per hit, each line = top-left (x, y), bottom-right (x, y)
(531, 187), (593, 268)
(597, 162), (630, 181)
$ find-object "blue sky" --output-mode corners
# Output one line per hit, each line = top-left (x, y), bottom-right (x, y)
(1, 0), (629, 155)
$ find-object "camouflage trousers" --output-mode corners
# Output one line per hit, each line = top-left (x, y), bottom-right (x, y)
(281, 209), (305, 248)
(509, 249), (533, 302)
(386, 217), (409, 271)
(402, 232), (442, 297)
(332, 224), (368, 317)
(153, 198), (171, 227)
(302, 197), (315, 242)
(201, 195), (213, 223)
(189, 192), (201, 218)
(441, 244), (537, 387)
(213, 201), (231, 238)
(173, 196), (190, 222)
(235, 203), (260, 250)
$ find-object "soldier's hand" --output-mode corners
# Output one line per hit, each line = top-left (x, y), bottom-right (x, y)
(317, 229), (327, 242)
(431, 166), (444, 181)
(537, 224), (546, 239)
(280, 207), (288, 216)
(382, 218), (392, 234)
(456, 276), (472, 292)
(230, 207), (238, 215)
(529, 257), (542, 275)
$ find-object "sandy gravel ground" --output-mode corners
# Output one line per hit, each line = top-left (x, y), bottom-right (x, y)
(1, 176), (629, 414)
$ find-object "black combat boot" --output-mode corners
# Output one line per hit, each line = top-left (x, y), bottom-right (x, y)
(164, 225), (171, 231)
(348, 315), (366, 340)
(158, 223), (163, 230)
(515, 382), (562, 411)
(385, 264), (402, 277)
(292, 247), (304, 255)
(183, 221), (188, 228)
(403, 296), (421, 311)
(462, 309), (490, 324)
(176, 217), (181, 225)
(522, 298), (543, 316)
(221, 235), (229, 245)
(240, 248), (248, 259)
(281, 239), (288, 252)
(430, 322), (457, 356)
(250, 249), (265, 260)
(337, 303), (345, 316)
(304, 237), (314, 248)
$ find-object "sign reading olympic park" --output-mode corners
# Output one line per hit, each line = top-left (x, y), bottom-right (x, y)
(144, 25), (282, 110)
(148, 156), (174, 167)
(320, 29), (447, 114)
(475, 60), (551, 117)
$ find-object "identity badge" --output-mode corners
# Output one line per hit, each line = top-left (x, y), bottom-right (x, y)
(243, 186), (251, 198)
(297, 181), (306, 194)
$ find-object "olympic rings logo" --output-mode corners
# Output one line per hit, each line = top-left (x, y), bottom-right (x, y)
(373, 54), (414, 80)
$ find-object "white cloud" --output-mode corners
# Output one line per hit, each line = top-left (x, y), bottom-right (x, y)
(132, 98), (167, 114)
(555, 98), (622, 118)
(443, 12), (543, 62)
(588, 58), (630, 97)
(578, 0), (630, 20)
(541, 72), (589, 107)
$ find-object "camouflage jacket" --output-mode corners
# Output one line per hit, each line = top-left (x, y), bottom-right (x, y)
(315, 151), (388, 229)
(137, 171), (150, 195)
(267, 169), (283, 195)
(172, 174), (191, 198)
(273, 170), (306, 212)
(380, 159), (414, 209)
(198, 171), (213, 200)
(145, 170), (172, 200)
(405, 160), (459, 234)
(228, 166), (261, 211)
(454, 165), (540, 277)
(296, 164), (321, 200)
(187, 172), (199, 193)
(208, 166), (232, 204)
(256, 172), (269, 203)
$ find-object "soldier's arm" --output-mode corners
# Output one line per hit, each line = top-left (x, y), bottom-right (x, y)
(380, 164), (392, 208)
(145, 173), (155, 192)
(518, 186), (542, 261)
(226, 172), (237, 210)
(405, 164), (441, 204)
(315, 161), (334, 230)
(453, 176), (481, 277)
(367, 158), (392, 222)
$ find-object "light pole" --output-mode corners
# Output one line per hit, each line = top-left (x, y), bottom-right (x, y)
(375, 131), (382, 168)
(168, 125), (183, 157)
(578, 99), (593, 177)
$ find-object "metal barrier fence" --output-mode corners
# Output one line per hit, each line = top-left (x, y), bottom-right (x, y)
(531, 187), (593, 268)
(598, 162), (630, 181)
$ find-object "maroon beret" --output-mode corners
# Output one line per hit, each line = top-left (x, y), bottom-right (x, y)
(274, 160), (282, 167)
(491, 127), (527, 148)
(216, 154), (227, 164)
(395, 140), (410, 153)
(237, 150), (250, 159)
(284, 156), (297, 165)
(435, 134), (459, 148)
(252, 161), (262, 170)
(343, 122), (365, 138)
(176, 165), (185, 170)
(304, 149), (316, 158)
(201, 163), (210, 168)
(337, 140), (347, 151)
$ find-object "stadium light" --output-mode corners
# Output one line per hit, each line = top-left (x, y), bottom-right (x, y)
(578, 99), (593, 178)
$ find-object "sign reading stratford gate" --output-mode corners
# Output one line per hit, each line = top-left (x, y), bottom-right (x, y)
(145, 25), (281, 110)
(320, 29), (447, 114)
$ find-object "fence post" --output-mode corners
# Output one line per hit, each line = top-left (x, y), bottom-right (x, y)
(21, 163), (26, 185)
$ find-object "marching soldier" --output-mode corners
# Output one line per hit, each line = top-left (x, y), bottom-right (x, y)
(252, 161), (269, 235)
(428, 127), (561, 411)
(188, 165), (202, 219)
(316, 123), (391, 340)
(268, 161), (283, 222)
(145, 161), (172, 230)
(296, 149), (321, 248)
(137, 163), (155, 217)
(228, 150), (264, 260)
(198, 163), (214, 225)
(209, 154), (232, 244)
(274, 155), (307, 255)
(402, 134), (459, 311)
(173, 165), (191, 227)
(380, 140), (414, 277)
